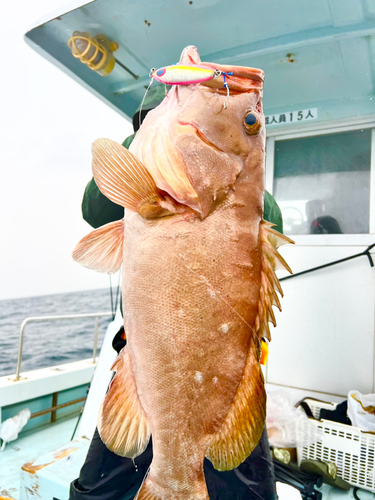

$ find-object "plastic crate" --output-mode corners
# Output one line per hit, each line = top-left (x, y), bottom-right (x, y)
(296, 398), (375, 493)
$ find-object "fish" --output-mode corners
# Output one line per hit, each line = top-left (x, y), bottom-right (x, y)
(72, 45), (293, 500)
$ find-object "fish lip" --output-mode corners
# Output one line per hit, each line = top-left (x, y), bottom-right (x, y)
(177, 120), (225, 153)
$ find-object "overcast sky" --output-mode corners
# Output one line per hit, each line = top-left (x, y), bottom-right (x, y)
(1, 0), (133, 300)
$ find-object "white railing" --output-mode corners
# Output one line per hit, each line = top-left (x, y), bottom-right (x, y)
(14, 312), (113, 381)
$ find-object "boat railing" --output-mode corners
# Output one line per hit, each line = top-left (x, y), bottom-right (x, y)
(14, 312), (113, 381)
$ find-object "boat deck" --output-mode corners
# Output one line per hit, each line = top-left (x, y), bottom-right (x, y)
(0, 416), (78, 499)
(1, 417), (374, 499)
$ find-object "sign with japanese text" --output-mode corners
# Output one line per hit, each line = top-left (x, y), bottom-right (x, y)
(265, 108), (318, 126)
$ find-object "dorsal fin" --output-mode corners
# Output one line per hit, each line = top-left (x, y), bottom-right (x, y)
(92, 139), (181, 219)
(255, 220), (294, 341)
(205, 224), (293, 471)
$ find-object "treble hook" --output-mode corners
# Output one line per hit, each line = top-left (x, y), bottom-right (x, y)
(222, 71), (233, 109)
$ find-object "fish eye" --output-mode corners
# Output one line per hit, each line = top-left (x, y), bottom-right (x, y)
(244, 111), (261, 135)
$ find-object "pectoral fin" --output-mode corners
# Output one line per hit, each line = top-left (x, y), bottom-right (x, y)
(72, 219), (124, 273)
(98, 348), (151, 458)
(92, 139), (182, 219)
(205, 341), (266, 470)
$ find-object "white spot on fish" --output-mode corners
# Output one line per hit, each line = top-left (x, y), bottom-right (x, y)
(213, 377), (218, 384)
(178, 309), (185, 317)
(219, 323), (229, 334)
(195, 371), (203, 382)
(209, 290), (216, 299)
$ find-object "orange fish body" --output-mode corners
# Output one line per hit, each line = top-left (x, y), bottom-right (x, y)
(73, 46), (292, 500)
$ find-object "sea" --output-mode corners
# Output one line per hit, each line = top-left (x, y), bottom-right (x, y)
(0, 288), (119, 377)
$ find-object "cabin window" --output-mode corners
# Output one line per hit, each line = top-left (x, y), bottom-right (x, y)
(272, 129), (371, 235)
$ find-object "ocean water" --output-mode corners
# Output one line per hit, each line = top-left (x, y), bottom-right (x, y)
(0, 288), (119, 377)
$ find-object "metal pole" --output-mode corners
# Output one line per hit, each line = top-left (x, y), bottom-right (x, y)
(93, 316), (99, 362)
(15, 319), (28, 381)
(280, 243), (375, 282)
(13, 312), (112, 381)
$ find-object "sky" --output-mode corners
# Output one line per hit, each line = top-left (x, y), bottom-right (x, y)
(0, 0), (133, 300)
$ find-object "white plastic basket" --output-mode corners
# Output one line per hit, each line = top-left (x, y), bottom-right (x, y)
(296, 398), (375, 493)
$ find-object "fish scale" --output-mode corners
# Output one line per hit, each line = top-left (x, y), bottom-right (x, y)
(72, 45), (293, 500)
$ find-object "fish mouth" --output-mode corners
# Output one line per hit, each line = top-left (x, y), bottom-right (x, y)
(177, 121), (225, 153)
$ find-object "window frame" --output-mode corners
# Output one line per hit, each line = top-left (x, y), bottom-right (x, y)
(265, 115), (375, 245)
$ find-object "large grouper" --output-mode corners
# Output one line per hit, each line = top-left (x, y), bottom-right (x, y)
(73, 46), (293, 500)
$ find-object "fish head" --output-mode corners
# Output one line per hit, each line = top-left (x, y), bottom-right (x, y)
(129, 46), (265, 217)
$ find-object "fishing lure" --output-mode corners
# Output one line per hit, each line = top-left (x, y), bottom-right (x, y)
(148, 64), (233, 106)
(139, 64), (233, 124)
(151, 64), (221, 85)
(152, 64), (233, 107)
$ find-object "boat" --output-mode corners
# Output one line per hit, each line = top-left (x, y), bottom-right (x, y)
(1, 0), (375, 498)
(0, 310), (122, 499)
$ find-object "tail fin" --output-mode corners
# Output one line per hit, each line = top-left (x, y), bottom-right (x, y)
(136, 479), (159, 500)
(136, 476), (209, 500)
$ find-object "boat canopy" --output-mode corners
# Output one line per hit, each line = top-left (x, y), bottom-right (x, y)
(25, 0), (375, 124)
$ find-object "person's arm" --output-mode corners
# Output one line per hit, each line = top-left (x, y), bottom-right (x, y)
(264, 190), (283, 234)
